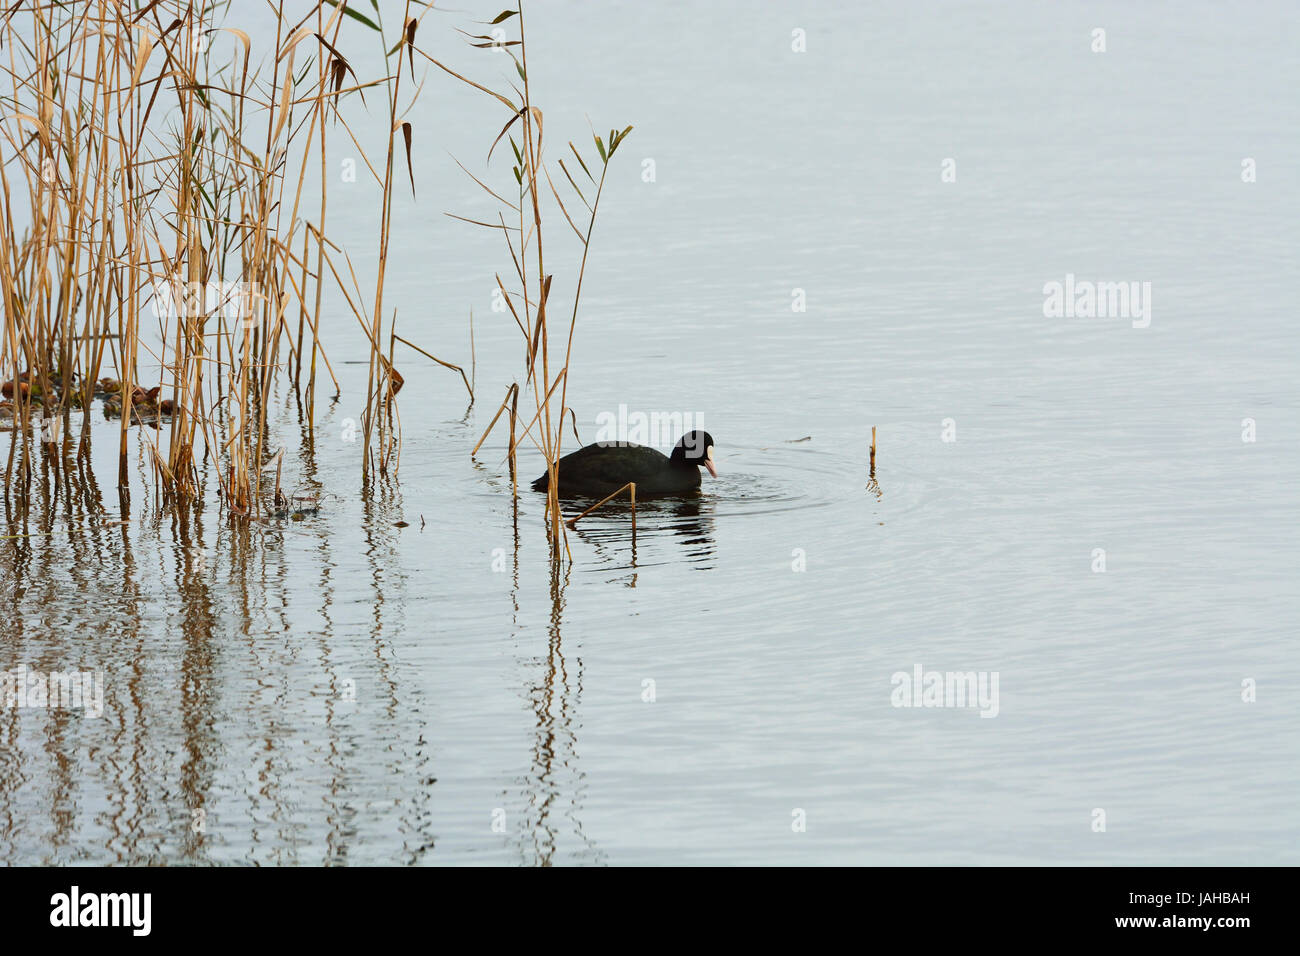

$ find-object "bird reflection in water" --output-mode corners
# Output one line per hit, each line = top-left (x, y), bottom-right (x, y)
(566, 492), (718, 577)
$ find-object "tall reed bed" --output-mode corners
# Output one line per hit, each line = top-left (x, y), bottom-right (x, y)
(2, 1), (626, 553)
(0, 0), (425, 515)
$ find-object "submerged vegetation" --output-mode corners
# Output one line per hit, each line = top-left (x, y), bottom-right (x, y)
(0, 0), (627, 556)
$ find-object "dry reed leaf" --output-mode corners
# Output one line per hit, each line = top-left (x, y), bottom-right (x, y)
(487, 108), (525, 163)
(415, 49), (517, 112)
(450, 153), (519, 210)
(130, 0), (166, 23)
(444, 213), (517, 231)
(400, 121), (415, 197)
(10, 113), (51, 149)
(568, 141), (594, 183)
(218, 27), (251, 61)
(129, 37), (154, 89)
(276, 26), (314, 63)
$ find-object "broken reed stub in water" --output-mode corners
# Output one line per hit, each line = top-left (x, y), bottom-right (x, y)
(565, 481), (637, 536)
(870, 426), (877, 475)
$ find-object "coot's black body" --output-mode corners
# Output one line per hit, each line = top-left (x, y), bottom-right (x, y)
(531, 430), (716, 498)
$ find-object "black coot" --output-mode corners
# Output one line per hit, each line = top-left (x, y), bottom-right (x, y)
(531, 430), (716, 498)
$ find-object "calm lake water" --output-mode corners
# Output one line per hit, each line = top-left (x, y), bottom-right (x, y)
(3, 1), (1297, 865)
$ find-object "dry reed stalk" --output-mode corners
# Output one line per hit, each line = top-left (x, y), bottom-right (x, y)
(471, 381), (523, 472)
(394, 333), (473, 399)
(508, 382), (518, 494)
(565, 481), (636, 531)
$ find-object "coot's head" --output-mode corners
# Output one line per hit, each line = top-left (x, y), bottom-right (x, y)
(671, 430), (716, 478)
